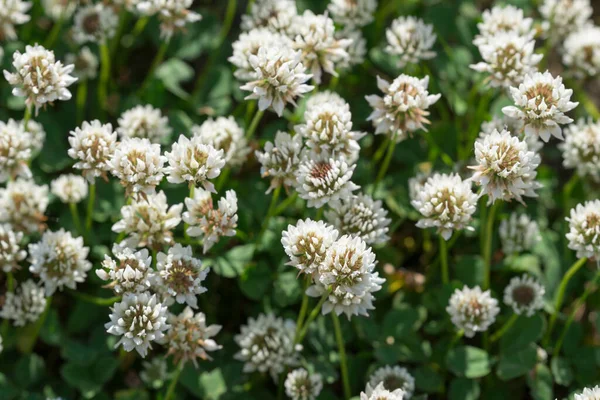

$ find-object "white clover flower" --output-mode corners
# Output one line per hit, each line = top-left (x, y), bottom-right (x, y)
(108, 137), (166, 196)
(140, 358), (168, 389)
(166, 307), (222, 367)
(229, 28), (293, 81)
(51, 174), (88, 204)
(255, 131), (303, 193)
(471, 32), (542, 89)
(0, 179), (49, 234)
(0, 118), (31, 182)
(281, 218), (339, 276)
(289, 11), (351, 84)
(295, 154), (359, 209)
(29, 229), (91, 296)
(325, 193), (391, 245)
(408, 170), (430, 204)
(361, 382), (405, 400)
(337, 28), (367, 71)
(73, 3), (118, 44)
(473, 5), (535, 47)
(0, 0), (31, 41)
(0, 279), (46, 327)
(328, 0), (376, 28)
(234, 313), (301, 380)
(307, 235), (384, 319)
(480, 114), (543, 153)
(191, 117), (250, 168)
(306, 90), (346, 110)
(385, 16), (436, 68)
(566, 200), (600, 259)
(366, 75), (441, 142)
(563, 25), (600, 79)
(183, 189), (238, 253)
(241, 0), (297, 33)
(411, 173), (477, 240)
(575, 386), (600, 400)
(499, 213), (541, 254)
(447, 285), (500, 337)
(96, 244), (154, 295)
(113, 0), (144, 12)
(112, 191), (182, 250)
(0, 223), (26, 273)
(503, 275), (545, 317)
(240, 46), (314, 117)
(156, 244), (208, 308)
(165, 135), (225, 193)
(68, 120), (118, 182)
(117, 105), (172, 144)
(284, 368), (323, 400)
(41, 0), (76, 21)
(366, 366), (415, 400)
(560, 119), (600, 181)
(106, 292), (169, 358)
(3, 44), (77, 114)
(539, 0), (592, 42)
(65, 47), (99, 81)
(22, 118), (45, 156)
(470, 129), (542, 204)
(503, 71), (578, 142)
(137, 0), (201, 39)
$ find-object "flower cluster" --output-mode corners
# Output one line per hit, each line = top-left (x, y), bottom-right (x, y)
(560, 119), (600, 181)
(191, 117), (250, 168)
(498, 213), (541, 254)
(385, 16), (436, 68)
(117, 105), (172, 144)
(51, 174), (88, 204)
(0, 223), (26, 272)
(566, 200), (600, 259)
(503, 275), (545, 316)
(366, 366), (415, 399)
(0, 279), (47, 326)
(68, 120), (118, 182)
(0, 118), (31, 182)
(447, 286), (500, 337)
(284, 368), (323, 400)
(166, 307), (221, 367)
(0, 179), (49, 233)
(97, 244), (154, 295)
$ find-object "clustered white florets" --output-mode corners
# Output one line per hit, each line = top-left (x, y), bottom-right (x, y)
(562, 25), (600, 79)
(137, 0), (202, 39)
(366, 366), (415, 399)
(255, 131), (303, 193)
(97, 244), (154, 295)
(0, 223), (26, 273)
(574, 386), (600, 400)
(473, 5), (535, 47)
(191, 117), (250, 168)
(241, 0), (297, 33)
(499, 213), (541, 254)
(503, 274), (545, 317)
(23, 118), (46, 156)
(0, 279), (47, 327)
(385, 16), (436, 68)
(560, 119), (600, 181)
(65, 46), (99, 80)
(0, 118), (31, 182)
(72, 3), (118, 44)
(539, 0), (592, 42)
(447, 285), (500, 337)
(284, 368), (323, 400)
(68, 120), (118, 182)
(328, 0), (376, 28)
(361, 382), (405, 400)
(0, 0), (31, 41)
(117, 105), (172, 144)
(51, 174), (88, 204)
(0, 179), (49, 233)
(566, 200), (600, 259)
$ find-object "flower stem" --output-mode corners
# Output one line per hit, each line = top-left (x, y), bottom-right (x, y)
(44, 16), (64, 49)
(76, 79), (88, 125)
(293, 277), (311, 342)
(257, 185), (281, 242)
(482, 201), (500, 290)
(245, 109), (264, 140)
(98, 42), (111, 116)
(490, 313), (518, 343)
(164, 361), (184, 400)
(22, 107), (31, 131)
(439, 234), (449, 284)
(139, 40), (170, 95)
(274, 192), (297, 215)
(372, 132), (397, 195)
(85, 183), (96, 233)
(296, 291), (329, 344)
(332, 313), (351, 400)
(69, 203), (83, 236)
(67, 289), (120, 306)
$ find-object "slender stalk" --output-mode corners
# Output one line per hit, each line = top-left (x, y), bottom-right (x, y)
(76, 79), (88, 125)
(110, 10), (131, 57)
(274, 192), (298, 215)
(296, 292), (329, 344)
(544, 257), (588, 345)
(332, 313), (351, 400)
(448, 329), (464, 351)
(373, 136), (390, 163)
(257, 185), (281, 242)
(215, 168), (231, 192)
(23, 296), (52, 353)
(131, 16), (149, 40)
(245, 109), (264, 140)
(164, 361), (185, 400)
(22, 107), (32, 131)
(69, 203), (83, 236)
(315, 207), (324, 221)
(372, 132), (397, 195)
(44, 16), (64, 49)
(139, 40), (170, 95)
(98, 42), (111, 116)
(85, 183), (96, 232)
(293, 278), (311, 343)
(67, 289), (120, 306)
(439, 235), (449, 284)
(482, 201), (500, 290)
(490, 313), (518, 343)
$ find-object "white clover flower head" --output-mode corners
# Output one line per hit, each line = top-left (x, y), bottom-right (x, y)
(140, 357), (168, 389)
(22, 118), (46, 156)
(156, 244), (208, 308)
(284, 368), (323, 400)
(234, 313), (301, 380)
(0, 279), (46, 327)
(289, 10), (352, 84)
(29, 229), (91, 296)
(502, 71), (578, 142)
(385, 16), (436, 68)
(97, 243), (154, 295)
(295, 154), (359, 209)
(308, 235), (384, 319)
(306, 90), (347, 110)
(366, 366), (415, 400)
(137, 0), (201, 39)
(255, 131), (303, 193)
(118, 105), (171, 143)
(328, 0), (376, 28)
(73, 3), (118, 44)
(325, 193), (391, 245)
(366, 75), (441, 142)
(0, 118), (31, 182)
(539, 0), (592, 42)
(337, 28), (367, 71)
(0, 179), (49, 234)
(68, 120), (118, 182)
(471, 32), (542, 89)
(229, 28), (294, 81)
(165, 135), (225, 193)
(281, 218), (339, 275)
(112, 191), (183, 250)
(499, 213), (541, 254)
(480, 114), (542, 152)
(166, 307), (222, 367)
(41, 0), (76, 21)
(473, 5), (535, 47)
(503, 274), (545, 317)
(183, 189), (238, 253)
(0, 223), (26, 273)
(51, 174), (88, 204)
(192, 116), (250, 168)
(65, 46), (99, 80)
(469, 129), (542, 204)
(240, 46), (314, 117)
(411, 173), (477, 240)
(3, 44), (77, 114)
(563, 25), (600, 79)
(361, 382), (405, 400)
(408, 170), (431, 204)
(105, 292), (169, 358)
(575, 386), (600, 400)
(108, 137), (166, 197)
(560, 119), (600, 181)
(446, 285), (500, 337)
(566, 200), (600, 259)
(0, 0), (31, 41)
(241, 0), (297, 33)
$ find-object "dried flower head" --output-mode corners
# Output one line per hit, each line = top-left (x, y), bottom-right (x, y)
(0, 118), (31, 182)
(0, 179), (49, 234)
(137, 0), (201, 39)
(192, 117), (250, 168)
(117, 105), (172, 144)
(566, 200), (600, 259)
(73, 3), (118, 44)
(255, 131), (303, 193)
(366, 366), (415, 400)
(503, 275), (545, 316)
(97, 243), (154, 295)
(447, 285), (500, 337)
(285, 368), (323, 400)
(281, 218), (339, 275)
(560, 119), (600, 181)
(68, 120), (118, 182)
(385, 16), (436, 68)
(0, 223), (26, 273)
(51, 174), (88, 204)
(499, 213), (541, 254)
(0, 279), (46, 326)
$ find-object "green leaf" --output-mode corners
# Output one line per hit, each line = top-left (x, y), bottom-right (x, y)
(446, 346), (491, 378)
(199, 368), (227, 400)
(550, 357), (573, 386)
(496, 344), (537, 380)
(212, 244), (256, 277)
(449, 378), (480, 400)
(527, 364), (553, 400)
(14, 354), (45, 388)
(239, 263), (271, 301)
(499, 314), (544, 353)
(61, 363), (102, 398)
(382, 308), (420, 339)
(414, 366), (443, 393)
(0, 372), (19, 400)
(454, 255), (485, 287)
(273, 271), (301, 307)
(155, 59), (193, 99)
(114, 389), (150, 400)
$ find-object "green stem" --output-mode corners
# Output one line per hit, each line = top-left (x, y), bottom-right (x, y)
(293, 278), (311, 343)
(245, 109), (264, 140)
(110, 10), (131, 57)
(139, 40), (170, 95)
(296, 292), (330, 344)
(490, 313), (518, 343)
(131, 16), (149, 40)
(372, 132), (397, 195)
(373, 136), (390, 163)
(483, 201), (500, 290)
(76, 79), (88, 125)
(332, 313), (351, 400)
(85, 183), (96, 233)
(274, 192), (298, 215)
(98, 42), (111, 116)
(7, 272), (14, 292)
(69, 203), (83, 236)
(22, 107), (31, 131)
(67, 290), (120, 306)
(257, 185), (281, 242)
(44, 16), (64, 49)
(315, 207), (324, 221)
(439, 235), (449, 284)
(164, 361), (184, 400)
